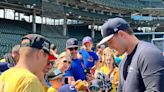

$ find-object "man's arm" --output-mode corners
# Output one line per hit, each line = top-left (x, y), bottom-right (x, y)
(139, 48), (164, 92)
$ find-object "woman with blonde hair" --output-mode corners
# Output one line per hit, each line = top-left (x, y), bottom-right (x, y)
(99, 47), (119, 92)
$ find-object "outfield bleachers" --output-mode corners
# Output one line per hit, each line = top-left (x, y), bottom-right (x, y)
(88, 0), (144, 9)
(0, 19), (69, 55)
(87, 0), (164, 9)
(64, 6), (111, 20)
(140, 0), (164, 8)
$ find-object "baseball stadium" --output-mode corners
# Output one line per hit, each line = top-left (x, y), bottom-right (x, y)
(0, 0), (164, 92)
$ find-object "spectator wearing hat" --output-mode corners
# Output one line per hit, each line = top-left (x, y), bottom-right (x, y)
(0, 44), (20, 73)
(0, 34), (51, 92)
(47, 68), (64, 92)
(97, 18), (164, 92)
(46, 51), (72, 92)
(36, 53), (56, 91)
(64, 38), (86, 83)
(78, 36), (99, 74)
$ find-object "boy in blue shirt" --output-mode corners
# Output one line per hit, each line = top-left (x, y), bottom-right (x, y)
(78, 36), (99, 72)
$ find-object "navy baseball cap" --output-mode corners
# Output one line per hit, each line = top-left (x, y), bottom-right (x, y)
(20, 34), (51, 54)
(97, 18), (130, 46)
(66, 38), (78, 48)
(58, 84), (78, 92)
(82, 36), (92, 44)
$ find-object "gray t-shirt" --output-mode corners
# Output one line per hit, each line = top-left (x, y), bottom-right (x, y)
(117, 41), (164, 92)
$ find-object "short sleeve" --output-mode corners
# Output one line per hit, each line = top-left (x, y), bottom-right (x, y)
(17, 77), (45, 92)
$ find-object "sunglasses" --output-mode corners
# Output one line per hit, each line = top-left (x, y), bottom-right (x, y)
(68, 47), (78, 51)
(63, 60), (71, 64)
(47, 61), (54, 65)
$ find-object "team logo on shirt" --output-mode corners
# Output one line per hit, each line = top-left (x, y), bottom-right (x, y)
(88, 56), (93, 62)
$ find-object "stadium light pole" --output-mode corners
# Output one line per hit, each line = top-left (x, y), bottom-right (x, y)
(32, 4), (36, 33)
(63, 15), (67, 36)
(91, 21), (95, 38)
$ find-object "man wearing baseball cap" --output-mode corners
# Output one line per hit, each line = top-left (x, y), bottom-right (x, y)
(0, 34), (51, 92)
(64, 38), (86, 83)
(97, 18), (164, 92)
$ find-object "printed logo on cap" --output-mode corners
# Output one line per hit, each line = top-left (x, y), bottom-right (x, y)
(42, 41), (50, 52)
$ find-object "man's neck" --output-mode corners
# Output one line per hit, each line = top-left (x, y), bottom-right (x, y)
(126, 36), (139, 55)
(15, 59), (37, 74)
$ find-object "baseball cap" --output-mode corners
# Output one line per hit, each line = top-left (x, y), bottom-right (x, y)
(46, 68), (63, 80)
(66, 38), (78, 48)
(97, 17), (130, 46)
(48, 54), (57, 61)
(82, 36), (92, 44)
(58, 84), (78, 92)
(20, 34), (51, 54)
(89, 79), (102, 91)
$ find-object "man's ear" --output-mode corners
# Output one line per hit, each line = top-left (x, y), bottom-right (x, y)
(37, 49), (44, 58)
(117, 30), (126, 39)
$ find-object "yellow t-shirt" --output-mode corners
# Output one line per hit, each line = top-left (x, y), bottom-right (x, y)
(100, 66), (119, 92)
(100, 66), (110, 75)
(0, 68), (45, 92)
(47, 87), (58, 92)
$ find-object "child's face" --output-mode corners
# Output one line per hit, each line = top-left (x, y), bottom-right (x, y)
(104, 53), (113, 65)
(84, 42), (92, 50)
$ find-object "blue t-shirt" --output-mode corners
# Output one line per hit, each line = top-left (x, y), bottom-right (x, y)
(79, 49), (99, 69)
(64, 58), (86, 81)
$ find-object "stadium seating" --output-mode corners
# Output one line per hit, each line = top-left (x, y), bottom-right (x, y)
(88, 0), (144, 9)
(6, 0), (42, 7)
(94, 31), (102, 44)
(41, 25), (64, 38)
(140, 0), (164, 8)
(48, 37), (68, 53)
(67, 25), (91, 41)
(87, 0), (164, 9)
(0, 33), (22, 55)
(0, 19), (33, 35)
(64, 6), (110, 20)
(0, 19), (70, 54)
(0, 19), (29, 54)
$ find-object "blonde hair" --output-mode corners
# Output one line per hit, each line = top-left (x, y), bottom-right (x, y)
(102, 47), (113, 62)
(54, 51), (71, 67)
(102, 47), (115, 67)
